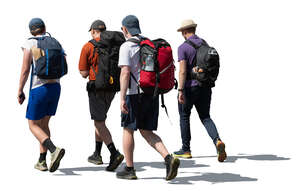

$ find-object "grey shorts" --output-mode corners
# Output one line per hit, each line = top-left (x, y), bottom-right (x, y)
(88, 90), (115, 121)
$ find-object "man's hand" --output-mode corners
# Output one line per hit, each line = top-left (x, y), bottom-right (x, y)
(120, 98), (129, 114)
(80, 70), (89, 78)
(193, 66), (203, 73)
(178, 91), (185, 104)
(17, 91), (25, 105)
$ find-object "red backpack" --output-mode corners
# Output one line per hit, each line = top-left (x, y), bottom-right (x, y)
(128, 37), (176, 95)
(128, 37), (177, 115)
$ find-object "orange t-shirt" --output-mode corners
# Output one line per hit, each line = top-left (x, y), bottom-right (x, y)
(78, 37), (100, 81)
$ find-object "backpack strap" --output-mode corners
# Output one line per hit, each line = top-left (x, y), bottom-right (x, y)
(88, 39), (107, 77)
(184, 39), (205, 79)
(185, 39), (201, 50)
(130, 72), (140, 95)
(126, 37), (142, 90)
(29, 63), (34, 90)
(127, 38), (140, 44)
(160, 94), (169, 117)
(185, 38), (208, 49)
(89, 39), (98, 59)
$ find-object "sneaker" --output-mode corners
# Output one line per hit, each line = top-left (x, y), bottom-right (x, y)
(34, 160), (48, 171)
(165, 156), (180, 181)
(116, 167), (137, 180)
(106, 151), (124, 171)
(88, 152), (103, 165)
(173, 149), (192, 159)
(216, 140), (227, 162)
(49, 147), (65, 173)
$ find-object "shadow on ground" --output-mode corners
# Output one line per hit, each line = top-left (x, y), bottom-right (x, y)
(142, 172), (258, 184)
(56, 159), (208, 176)
(56, 153), (289, 184)
(193, 153), (291, 163)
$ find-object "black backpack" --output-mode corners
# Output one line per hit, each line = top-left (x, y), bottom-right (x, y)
(186, 39), (220, 87)
(29, 33), (68, 79)
(89, 31), (125, 92)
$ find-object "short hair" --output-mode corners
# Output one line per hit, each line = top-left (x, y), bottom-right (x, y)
(30, 26), (45, 36)
(184, 27), (196, 34)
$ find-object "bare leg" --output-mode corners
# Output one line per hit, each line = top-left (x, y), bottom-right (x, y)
(123, 128), (134, 167)
(95, 127), (103, 142)
(28, 119), (49, 150)
(94, 120), (112, 145)
(39, 116), (51, 153)
(139, 129), (169, 158)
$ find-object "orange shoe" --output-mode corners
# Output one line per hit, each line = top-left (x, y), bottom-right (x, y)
(216, 140), (227, 162)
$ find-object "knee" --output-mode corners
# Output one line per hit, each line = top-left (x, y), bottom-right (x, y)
(94, 120), (105, 129)
(28, 120), (40, 128)
(200, 117), (211, 124)
(139, 129), (152, 139)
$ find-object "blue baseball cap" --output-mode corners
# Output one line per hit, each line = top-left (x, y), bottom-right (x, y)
(122, 15), (141, 36)
(29, 18), (45, 31)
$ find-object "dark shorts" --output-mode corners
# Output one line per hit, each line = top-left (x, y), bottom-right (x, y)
(26, 83), (61, 120)
(121, 94), (159, 131)
(88, 89), (115, 121)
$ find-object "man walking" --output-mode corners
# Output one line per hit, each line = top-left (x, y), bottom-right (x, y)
(173, 19), (227, 162)
(79, 20), (124, 171)
(18, 18), (65, 172)
(117, 15), (180, 180)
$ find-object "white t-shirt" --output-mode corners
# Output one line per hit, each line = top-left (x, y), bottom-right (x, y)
(118, 36), (142, 95)
(22, 34), (60, 89)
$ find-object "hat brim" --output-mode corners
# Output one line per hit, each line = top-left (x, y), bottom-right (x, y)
(177, 24), (197, 32)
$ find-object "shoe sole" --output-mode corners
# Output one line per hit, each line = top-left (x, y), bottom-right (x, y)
(88, 159), (103, 165)
(217, 142), (227, 162)
(172, 153), (192, 159)
(116, 174), (138, 180)
(106, 154), (124, 172)
(34, 166), (48, 171)
(166, 158), (180, 181)
(49, 149), (65, 173)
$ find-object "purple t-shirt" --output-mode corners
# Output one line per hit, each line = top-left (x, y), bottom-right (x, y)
(178, 34), (203, 87)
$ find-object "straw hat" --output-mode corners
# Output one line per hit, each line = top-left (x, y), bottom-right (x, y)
(177, 19), (197, 32)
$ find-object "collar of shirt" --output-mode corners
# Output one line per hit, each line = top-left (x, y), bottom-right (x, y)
(187, 34), (199, 40)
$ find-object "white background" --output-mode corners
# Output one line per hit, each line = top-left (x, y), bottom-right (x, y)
(0, 0), (299, 190)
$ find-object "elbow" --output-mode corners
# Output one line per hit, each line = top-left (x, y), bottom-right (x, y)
(22, 69), (30, 77)
(80, 71), (89, 78)
(81, 74), (88, 78)
(121, 69), (130, 79)
(179, 71), (187, 77)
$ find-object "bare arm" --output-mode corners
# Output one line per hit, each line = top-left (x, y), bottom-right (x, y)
(178, 60), (187, 104)
(17, 49), (32, 104)
(80, 70), (89, 78)
(120, 66), (130, 114)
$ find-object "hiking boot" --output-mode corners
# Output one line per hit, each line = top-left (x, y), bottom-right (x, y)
(173, 149), (192, 159)
(34, 160), (48, 171)
(106, 151), (124, 171)
(165, 156), (180, 180)
(116, 167), (137, 180)
(88, 152), (103, 165)
(216, 140), (227, 162)
(49, 147), (65, 173)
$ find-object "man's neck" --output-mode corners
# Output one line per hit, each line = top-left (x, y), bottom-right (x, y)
(185, 33), (195, 40)
(93, 33), (101, 39)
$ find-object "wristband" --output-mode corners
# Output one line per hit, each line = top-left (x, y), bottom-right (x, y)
(178, 89), (184, 92)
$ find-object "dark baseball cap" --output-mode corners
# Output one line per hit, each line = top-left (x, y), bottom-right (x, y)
(89, 20), (106, 32)
(122, 15), (141, 36)
(29, 18), (45, 31)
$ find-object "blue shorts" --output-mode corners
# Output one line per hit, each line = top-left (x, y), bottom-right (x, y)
(26, 83), (61, 120)
(121, 94), (159, 131)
